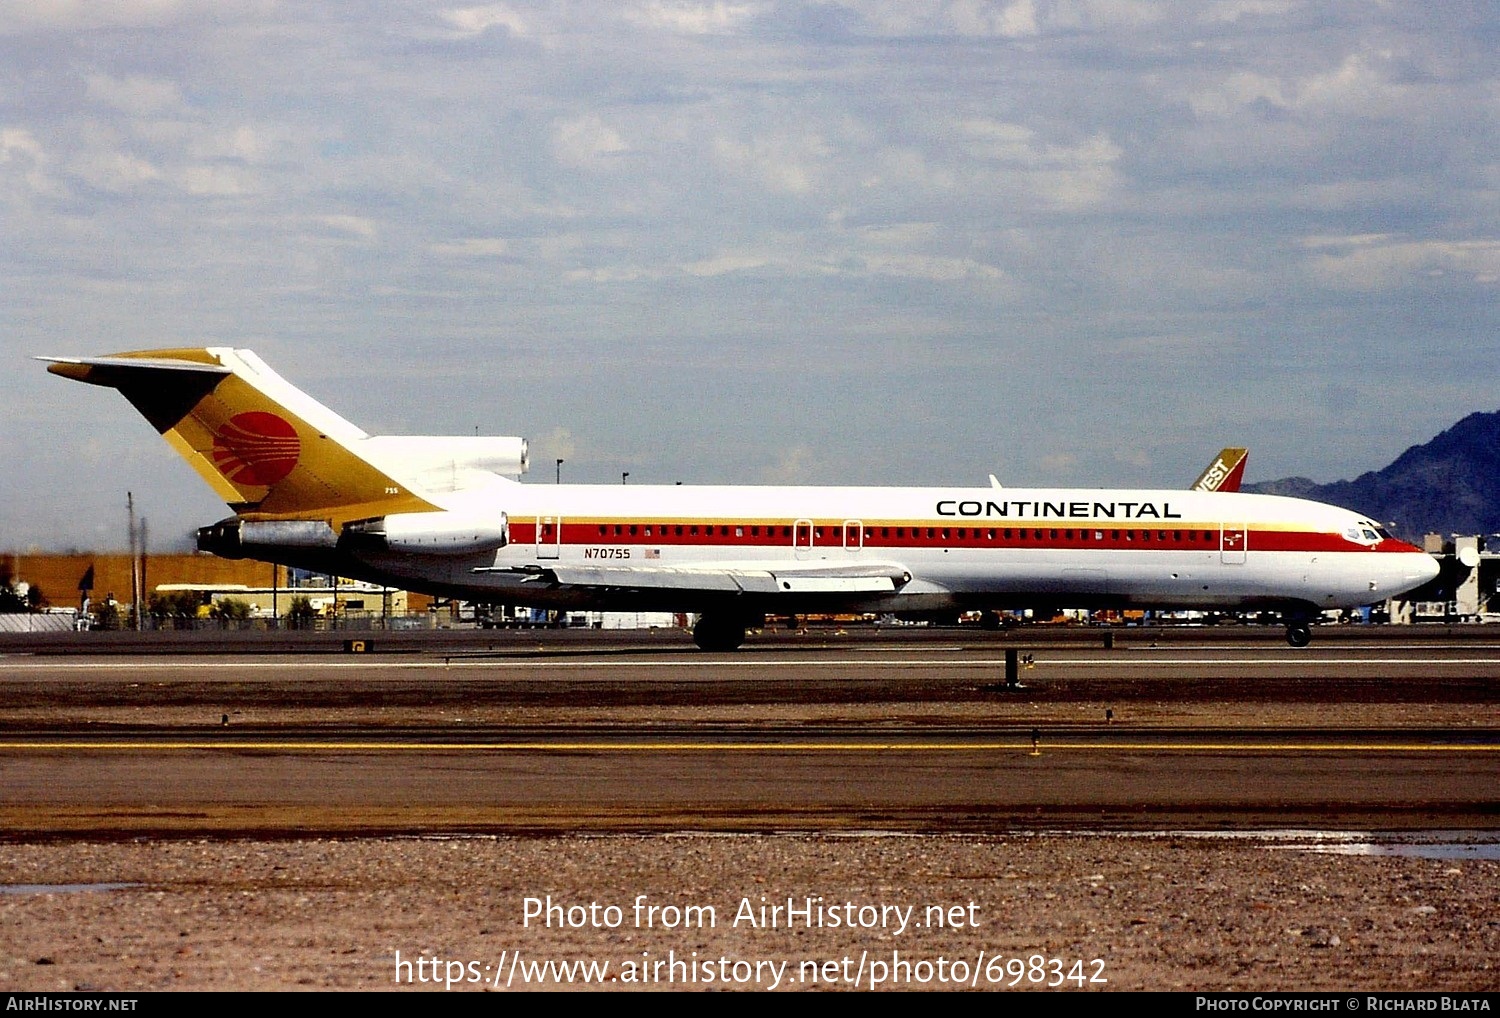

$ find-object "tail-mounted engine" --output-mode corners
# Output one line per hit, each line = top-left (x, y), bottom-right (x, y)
(197, 518), (337, 558)
(199, 511), (509, 558)
(342, 511), (509, 555)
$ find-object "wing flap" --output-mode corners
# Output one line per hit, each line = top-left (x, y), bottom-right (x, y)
(479, 560), (912, 595)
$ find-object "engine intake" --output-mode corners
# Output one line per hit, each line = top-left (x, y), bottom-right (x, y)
(342, 511), (509, 555)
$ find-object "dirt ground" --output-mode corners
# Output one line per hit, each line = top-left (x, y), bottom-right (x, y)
(1, 831), (1497, 992)
(3, 632), (1496, 992)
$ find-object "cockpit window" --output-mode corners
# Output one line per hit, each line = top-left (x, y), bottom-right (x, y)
(1362, 529), (1380, 542)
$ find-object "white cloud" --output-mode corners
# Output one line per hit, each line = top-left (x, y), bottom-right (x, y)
(713, 132), (832, 195)
(441, 4), (529, 37)
(69, 149), (162, 191)
(958, 120), (1122, 210)
(316, 215), (379, 240)
(858, 223), (938, 246)
(431, 237), (511, 257)
(624, 1), (763, 35)
(536, 427), (577, 465)
(0, 128), (51, 194)
(1202, 0), (1295, 23)
(0, 0), (192, 33)
(1040, 452), (1080, 475)
(174, 163), (254, 196)
(1024, 0), (1164, 33)
(682, 252), (770, 276)
(947, 0), (1038, 38)
(1034, 134), (1124, 209)
(757, 444), (818, 484)
(552, 115), (628, 170)
(845, 252), (1006, 283)
(959, 119), (1038, 162)
(564, 265), (666, 282)
(1304, 236), (1500, 290)
(1189, 72), (1289, 117)
(84, 74), (186, 117)
(186, 126), (274, 164)
(1113, 446), (1152, 469)
(1295, 51), (1395, 115)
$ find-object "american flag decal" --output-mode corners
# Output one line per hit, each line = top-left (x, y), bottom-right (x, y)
(645, 548), (660, 559)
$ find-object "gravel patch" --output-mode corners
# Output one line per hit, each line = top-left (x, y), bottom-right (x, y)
(1, 832), (1496, 991)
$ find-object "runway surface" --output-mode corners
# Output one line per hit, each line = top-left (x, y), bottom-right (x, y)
(1, 627), (1497, 838)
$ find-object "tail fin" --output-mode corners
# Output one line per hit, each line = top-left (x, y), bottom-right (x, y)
(1189, 447), (1249, 493)
(41, 348), (437, 522)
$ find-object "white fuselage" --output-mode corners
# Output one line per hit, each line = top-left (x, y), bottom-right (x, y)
(336, 480), (1439, 617)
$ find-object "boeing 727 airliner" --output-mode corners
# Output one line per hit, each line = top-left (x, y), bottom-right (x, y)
(41, 348), (1438, 650)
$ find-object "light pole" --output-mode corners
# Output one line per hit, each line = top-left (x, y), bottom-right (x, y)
(556, 458), (564, 484)
(622, 472), (629, 484)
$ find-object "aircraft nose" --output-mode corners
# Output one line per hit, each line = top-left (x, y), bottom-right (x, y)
(1393, 551), (1440, 593)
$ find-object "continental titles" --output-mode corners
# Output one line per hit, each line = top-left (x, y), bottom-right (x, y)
(936, 500), (1183, 520)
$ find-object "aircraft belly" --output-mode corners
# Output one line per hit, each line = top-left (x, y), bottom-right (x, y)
(352, 544), (1407, 614)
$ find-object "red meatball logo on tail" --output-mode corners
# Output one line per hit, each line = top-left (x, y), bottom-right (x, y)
(212, 412), (300, 486)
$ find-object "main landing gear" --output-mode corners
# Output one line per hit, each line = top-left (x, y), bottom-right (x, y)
(1284, 622), (1312, 648)
(692, 613), (750, 651)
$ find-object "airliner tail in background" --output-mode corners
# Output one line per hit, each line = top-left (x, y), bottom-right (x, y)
(1191, 448), (1249, 493)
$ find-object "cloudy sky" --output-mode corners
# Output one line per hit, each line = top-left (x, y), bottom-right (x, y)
(3, 1), (1496, 550)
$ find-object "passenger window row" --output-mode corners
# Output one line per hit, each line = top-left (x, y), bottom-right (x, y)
(583, 524), (1221, 543)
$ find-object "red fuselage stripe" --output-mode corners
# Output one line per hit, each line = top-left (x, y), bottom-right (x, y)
(510, 521), (1415, 556)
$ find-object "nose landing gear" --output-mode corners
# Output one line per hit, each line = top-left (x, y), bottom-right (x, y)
(1285, 621), (1312, 648)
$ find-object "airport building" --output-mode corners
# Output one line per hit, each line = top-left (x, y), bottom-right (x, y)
(0, 551), (677, 632)
(1416, 534), (1500, 621)
(0, 552), (437, 630)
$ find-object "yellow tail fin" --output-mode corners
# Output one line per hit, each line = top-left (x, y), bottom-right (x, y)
(42, 348), (436, 523)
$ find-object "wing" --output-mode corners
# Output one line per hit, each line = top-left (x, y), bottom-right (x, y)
(477, 559), (913, 595)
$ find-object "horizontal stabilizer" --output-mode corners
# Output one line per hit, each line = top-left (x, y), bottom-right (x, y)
(39, 355), (232, 380)
(41, 348), (436, 521)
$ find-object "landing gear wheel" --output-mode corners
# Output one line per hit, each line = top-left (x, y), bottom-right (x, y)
(692, 614), (747, 651)
(1285, 622), (1312, 648)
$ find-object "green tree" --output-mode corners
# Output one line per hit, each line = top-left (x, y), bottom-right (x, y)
(150, 590), (207, 618)
(213, 597), (253, 620)
(286, 595), (317, 630)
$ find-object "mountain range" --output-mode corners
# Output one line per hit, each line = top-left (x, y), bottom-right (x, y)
(1244, 411), (1500, 540)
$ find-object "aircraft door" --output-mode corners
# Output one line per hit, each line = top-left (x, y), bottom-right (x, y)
(537, 516), (562, 559)
(843, 520), (863, 552)
(793, 519), (814, 560)
(1220, 524), (1248, 565)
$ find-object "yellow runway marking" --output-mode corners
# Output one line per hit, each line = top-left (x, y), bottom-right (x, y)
(8, 656), (1500, 672)
(2, 741), (1495, 753)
